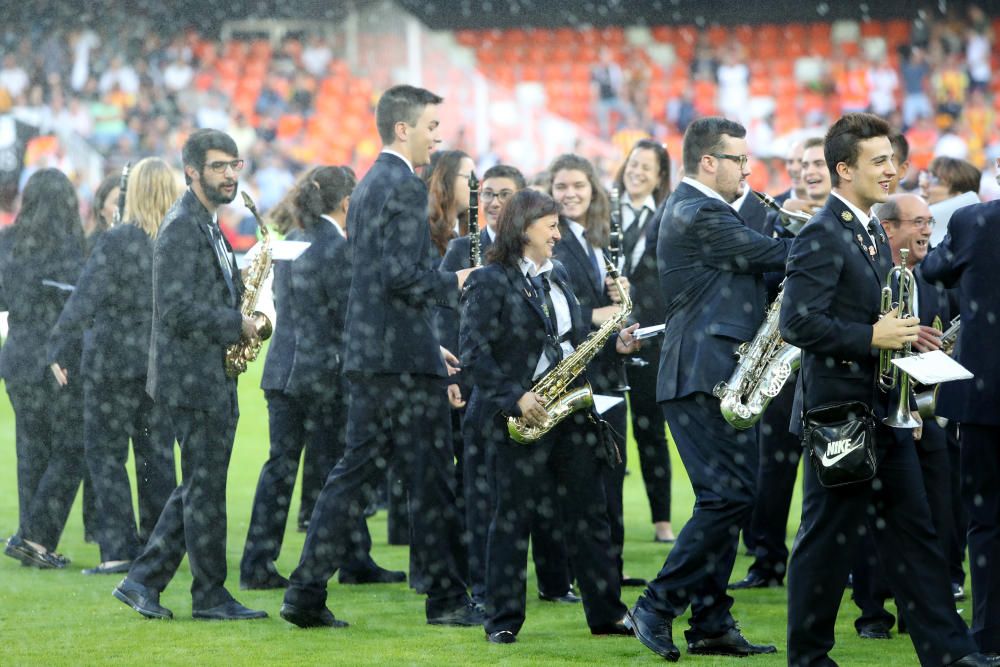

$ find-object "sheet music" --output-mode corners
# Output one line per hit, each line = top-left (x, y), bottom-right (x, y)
(633, 323), (665, 340)
(892, 350), (973, 385)
(593, 394), (625, 415)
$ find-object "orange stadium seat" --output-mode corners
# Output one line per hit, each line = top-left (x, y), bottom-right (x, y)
(707, 25), (728, 48)
(276, 114), (304, 140)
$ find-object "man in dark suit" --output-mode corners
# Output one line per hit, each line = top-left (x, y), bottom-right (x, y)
(922, 182), (1000, 658)
(113, 129), (266, 621)
(780, 112), (986, 666)
(627, 117), (789, 660)
(280, 85), (481, 629)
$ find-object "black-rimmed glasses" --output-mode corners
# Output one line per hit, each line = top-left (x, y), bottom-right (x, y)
(710, 153), (749, 169)
(481, 189), (515, 204)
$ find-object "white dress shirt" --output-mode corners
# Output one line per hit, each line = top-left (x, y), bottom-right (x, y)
(519, 257), (574, 380)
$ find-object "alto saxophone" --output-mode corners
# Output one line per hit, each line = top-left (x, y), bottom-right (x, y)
(224, 192), (274, 378)
(507, 258), (632, 444)
(714, 281), (801, 429)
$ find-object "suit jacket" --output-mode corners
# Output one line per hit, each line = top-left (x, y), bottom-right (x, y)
(553, 217), (623, 392)
(435, 228), (492, 356)
(656, 182), (790, 402)
(625, 204), (666, 355)
(146, 190), (244, 409)
(0, 227), (83, 386)
(920, 199), (1000, 426)
(460, 259), (589, 420)
(738, 190), (770, 235)
(262, 222), (351, 396)
(342, 153), (457, 377)
(780, 195), (893, 420)
(48, 224), (154, 383)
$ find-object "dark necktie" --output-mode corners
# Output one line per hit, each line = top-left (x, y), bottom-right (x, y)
(528, 273), (563, 370)
(622, 205), (645, 275)
(866, 218), (881, 258)
(209, 223), (237, 303)
(581, 230), (602, 290)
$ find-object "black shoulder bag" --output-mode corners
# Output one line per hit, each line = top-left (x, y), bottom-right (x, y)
(802, 400), (877, 488)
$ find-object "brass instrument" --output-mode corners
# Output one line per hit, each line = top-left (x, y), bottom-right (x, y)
(608, 187), (623, 268)
(714, 281), (801, 429)
(915, 315), (960, 418)
(113, 162), (130, 226)
(878, 248), (921, 428)
(224, 192), (274, 378)
(753, 190), (812, 235)
(468, 171), (481, 267)
(507, 258), (632, 444)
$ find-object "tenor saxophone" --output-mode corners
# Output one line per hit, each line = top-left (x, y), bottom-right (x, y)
(224, 192), (274, 378)
(507, 258), (631, 444)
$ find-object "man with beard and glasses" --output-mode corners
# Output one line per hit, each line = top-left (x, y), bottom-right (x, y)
(113, 129), (266, 621)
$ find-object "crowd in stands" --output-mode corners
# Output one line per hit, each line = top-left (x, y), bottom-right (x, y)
(0, 5), (998, 234)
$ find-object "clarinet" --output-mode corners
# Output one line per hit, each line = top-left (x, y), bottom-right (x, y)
(113, 162), (130, 226)
(608, 186), (623, 270)
(468, 171), (481, 267)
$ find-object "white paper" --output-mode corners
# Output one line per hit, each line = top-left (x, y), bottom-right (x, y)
(892, 350), (973, 385)
(592, 393), (625, 415)
(634, 323), (665, 340)
(239, 240), (311, 267)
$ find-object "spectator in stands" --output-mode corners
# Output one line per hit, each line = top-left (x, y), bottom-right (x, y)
(162, 55), (194, 93)
(964, 5), (993, 93)
(253, 154), (296, 213)
(228, 112), (259, 159)
(301, 35), (332, 78)
(0, 54), (30, 100)
(716, 45), (749, 126)
(932, 52), (969, 120)
(901, 46), (933, 128)
(935, 119), (971, 160)
(98, 56), (140, 96)
(667, 83), (697, 135)
(591, 47), (632, 138)
(866, 54), (899, 118)
(689, 34), (718, 82)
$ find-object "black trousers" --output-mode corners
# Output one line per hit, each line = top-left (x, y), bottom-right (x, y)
(485, 410), (626, 635)
(626, 343), (672, 524)
(787, 424), (976, 666)
(961, 423), (1000, 653)
(641, 393), (757, 642)
(241, 389), (373, 580)
(284, 373), (468, 617)
(745, 379), (801, 582)
(6, 377), (84, 551)
(946, 426), (967, 587)
(128, 391), (238, 609)
(600, 395), (628, 579)
(84, 376), (175, 562)
(297, 423), (330, 530)
(462, 392), (570, 602)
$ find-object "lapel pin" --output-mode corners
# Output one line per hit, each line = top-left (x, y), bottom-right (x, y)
(841, 210), (854, 222)
(868, 246), (877, 257)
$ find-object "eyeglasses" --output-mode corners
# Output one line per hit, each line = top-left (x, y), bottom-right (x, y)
(710, 153), (749, 169)
(206, 159), (245, 174)
(481, 189), (515, 203)
(887, 217), (936, 229)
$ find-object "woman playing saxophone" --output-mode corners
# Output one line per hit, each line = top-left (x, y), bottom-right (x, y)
(459, 189), (639, 644)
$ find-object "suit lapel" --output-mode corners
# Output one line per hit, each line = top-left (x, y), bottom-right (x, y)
(556, 219), (598, 300)
(505, 264), (547, 327)
(828, 197), (885, 286)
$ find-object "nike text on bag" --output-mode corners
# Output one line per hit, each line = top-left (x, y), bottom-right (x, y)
(802, 400), (877, 488)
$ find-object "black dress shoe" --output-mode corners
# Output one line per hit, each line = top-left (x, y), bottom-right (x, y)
(622, 576), (648, 587)
(240, 571), (289, 590)
(538, 589), (582, 604)
(857, 623), (892, 640)
(486, 630), (517, 644)
(728, 572), (783, 590)
(626, 602), (681, 662)
(687, 627), (777, 657)
(280, 603), (348, 628)
(4, 535), (64, 569)
(83, 560), (132, 575)
(949, 653), (1000, 666)
(427, 601), (486, 626)
(112, 577), (173, 619)
(591, 617), (634, 636)
(192, 599), (268, 620)
(338, 566), (406, 585)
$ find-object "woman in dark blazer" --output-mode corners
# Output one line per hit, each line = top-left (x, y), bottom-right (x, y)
(48, 158), (180, 574)
(548, 153), (638, 586)
(459, 189), (640, 643)
(240, 166), (403, 589)
(0, 168), (85, 568)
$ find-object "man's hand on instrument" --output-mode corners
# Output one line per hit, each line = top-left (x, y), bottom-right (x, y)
(871, 313), (920, 350)
(517, 391), (547, 428)
(447, 383), (466, 409)
(912, 324), (943, 353)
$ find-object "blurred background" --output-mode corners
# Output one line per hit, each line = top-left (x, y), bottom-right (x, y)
(0, 0), (996, 248)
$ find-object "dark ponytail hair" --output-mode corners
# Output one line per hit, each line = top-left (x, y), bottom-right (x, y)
(486, 189), (560, 268)
(270, 165), (356, 235)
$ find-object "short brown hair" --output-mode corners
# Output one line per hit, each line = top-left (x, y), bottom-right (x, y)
(928, 157), (981, 196)
(824, 113), (891, 188)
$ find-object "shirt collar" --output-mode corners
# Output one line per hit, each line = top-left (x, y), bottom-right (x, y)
(830, 191), (872, 227)
(519, 256), (553, 278)
(381, 148), (413, 173)
(485, 225), (496, 242)
(321, 214), (346, 238)
(731, 186), (751, 211)
(625, 192), (657, 213)
(682, 176), (738, 210)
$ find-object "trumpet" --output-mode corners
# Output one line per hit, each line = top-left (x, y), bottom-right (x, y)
(752, 190), (813, 236)
(878, 248), (920, 428)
